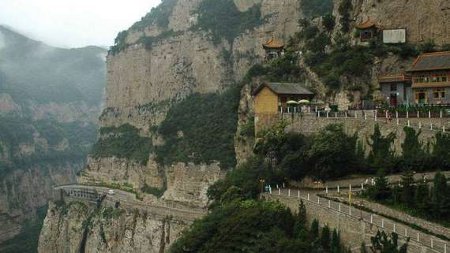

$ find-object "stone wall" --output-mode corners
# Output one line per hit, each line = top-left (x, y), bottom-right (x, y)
(264, 193), (446, 253)
(285, 114), (449, 153)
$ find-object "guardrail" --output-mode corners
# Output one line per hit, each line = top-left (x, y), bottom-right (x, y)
(268, 188), (449, 253)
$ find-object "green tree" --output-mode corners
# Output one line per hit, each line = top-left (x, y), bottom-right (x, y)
(368, 231), (408, 253)
(311, 219), (320, 239)
(307, 124), (360, 180)
(432, 132), (450, 170)
(431, 172), (450, 219)
(367, 124), (395, 172)
(322, 14), (336, 32)
(414, 179), (430, 214)
(338, 0), (352, 33)
(321, 225), (331, 250)
(367, 169), (391, 201)
(401, 127), (428, 171)
(331, 229), (341, 253)
(400, 170), (415, 206)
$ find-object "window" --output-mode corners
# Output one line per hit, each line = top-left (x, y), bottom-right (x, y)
(433, 88), (445, 99)
(390, 84), (397, 91)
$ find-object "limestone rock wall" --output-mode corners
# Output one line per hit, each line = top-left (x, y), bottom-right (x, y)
(38, 201), (188, 253)
(0, 165), (78, 243)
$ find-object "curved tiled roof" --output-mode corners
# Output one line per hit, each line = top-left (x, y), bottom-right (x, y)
(355, 19), (378, 29)
(408, 51), (450, 72)
(378, 73), (411, 83)
(253, 82), (313, 96)
(262, 37), (284, 49)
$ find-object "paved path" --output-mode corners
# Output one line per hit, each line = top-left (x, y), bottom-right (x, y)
(55, 184), (206, 222)
(268, 188), (449, 253)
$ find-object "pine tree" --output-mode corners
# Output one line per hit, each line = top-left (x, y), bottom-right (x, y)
(331, 229), (341, 253)
(311, 219), (320, 239)
(402, 127), (427, 171)
(431, 172), (449, 219)
(367, 124), (395, 172)
(400, 170), (415, 207)
(294, 200), (308, 239)
(414, 180), (430, 215)
(320, 225), (331, 250)
(369, 169), (391, 201)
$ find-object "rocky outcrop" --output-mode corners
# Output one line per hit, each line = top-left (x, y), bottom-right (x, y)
(0, 165), (79, 242)
(352, 0), (449, 45)
(38, 0), (450, 251)
(38, 201), (188, 253)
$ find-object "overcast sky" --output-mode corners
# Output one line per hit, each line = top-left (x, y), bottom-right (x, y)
(0, 0), (161, 48)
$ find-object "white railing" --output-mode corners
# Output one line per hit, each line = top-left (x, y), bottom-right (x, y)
(269, 188), (449, 253)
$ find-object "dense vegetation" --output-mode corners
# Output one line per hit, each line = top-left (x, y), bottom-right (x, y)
(0, 206), (47, 253)
(235, 122), (450, 183)
(156, 86), (241, 169)
(171, 199), (350, 253)
(109, 0), (179, 55)
(0, 116), (97, 178)
(365, 171), (450, 226)
(130, 0), (177, 30)
(362, 231), (408, 253)
(250, 122), (363, 181)
(91, 124), (152, 165)
(243, 53), (305, 83)
(195, 0), (262, 43)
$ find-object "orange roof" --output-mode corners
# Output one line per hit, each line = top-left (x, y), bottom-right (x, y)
(378, 73), (411, 83)
(262, 37), (284, 49)
(409, 51), (450, 72)
(355, 19), (378, 29)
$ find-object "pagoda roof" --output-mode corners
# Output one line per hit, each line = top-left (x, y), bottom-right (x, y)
(355, 19), (378, 29)
(378, 73), (411, 83)
(262, 37), (284, 49)
(253, 82), (313, 96)
(408, 51), (450, 72)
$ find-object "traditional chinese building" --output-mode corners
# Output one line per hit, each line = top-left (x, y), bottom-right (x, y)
(378, 73), (412, 106)
(407, 51), (450, 104)
(355, 19), (379, 43)
(262, 37), (284, 61)
(253, 82), (314, 133)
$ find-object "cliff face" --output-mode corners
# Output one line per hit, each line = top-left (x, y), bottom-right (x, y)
(38, 201), (188, 253)
(38, 0), (450, 252)
(352, 0), (449, 45)
(81, 0), (303, 200)
(0, 165), (78, 244)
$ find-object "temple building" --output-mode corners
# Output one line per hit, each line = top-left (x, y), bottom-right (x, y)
(253, 82), (314, 133)
(262, 37), (285, 61)
(407, 51), (450, 104)
(355, 19), (380, 43)
(378, 73), (413, 106)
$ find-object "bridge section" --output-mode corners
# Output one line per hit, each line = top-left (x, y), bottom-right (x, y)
(52, 184), (205, 222)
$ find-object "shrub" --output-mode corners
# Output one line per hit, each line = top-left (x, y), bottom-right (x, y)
(156, 86), (241, 169)
(195, 0), (262, 44)
(130, 0), (178, 30)
(322, 14), (336, 32)
(91, 124), (152, 165)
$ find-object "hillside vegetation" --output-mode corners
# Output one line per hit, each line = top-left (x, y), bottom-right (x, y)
(156, 86), (241, 169)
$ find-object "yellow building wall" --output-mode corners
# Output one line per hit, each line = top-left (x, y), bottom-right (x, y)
(254, 87), (278, 114)
(254, 87), (279, 135)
